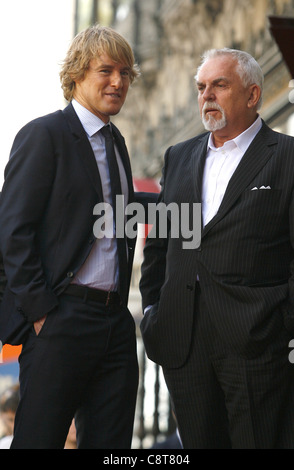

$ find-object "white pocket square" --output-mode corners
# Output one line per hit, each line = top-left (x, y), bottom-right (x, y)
(251, 185), (271, 190)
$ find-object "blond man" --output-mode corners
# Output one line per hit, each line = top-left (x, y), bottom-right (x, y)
(0, 25), (141, 449)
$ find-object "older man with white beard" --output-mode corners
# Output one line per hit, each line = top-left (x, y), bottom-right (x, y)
(140, 48), (294, 448)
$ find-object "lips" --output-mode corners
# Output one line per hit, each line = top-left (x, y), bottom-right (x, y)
(106, 93), (121, 99)
(202, 102), (224, 121)
(204, 105), (220, 113)
(205, 108), (219, 114)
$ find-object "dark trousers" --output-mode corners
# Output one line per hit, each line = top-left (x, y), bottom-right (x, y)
(11, 293), (139, 449)
(163, 286), (294, 449)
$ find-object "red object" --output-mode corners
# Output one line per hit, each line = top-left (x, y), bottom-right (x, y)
(133, 178), (160, 240)
(1, 345), (22, 364)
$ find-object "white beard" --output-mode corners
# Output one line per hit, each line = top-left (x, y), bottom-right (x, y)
(202, 102), (227, 132)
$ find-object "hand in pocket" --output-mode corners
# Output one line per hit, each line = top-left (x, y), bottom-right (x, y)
(34, 315), (47, 335)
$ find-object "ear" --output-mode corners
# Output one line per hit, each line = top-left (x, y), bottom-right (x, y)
(247, 84), (261, 109)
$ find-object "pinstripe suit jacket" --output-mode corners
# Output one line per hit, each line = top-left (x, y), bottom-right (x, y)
(140, 121), (294, 368)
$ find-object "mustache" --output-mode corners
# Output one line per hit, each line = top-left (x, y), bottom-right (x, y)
(202, 102), (224, 114)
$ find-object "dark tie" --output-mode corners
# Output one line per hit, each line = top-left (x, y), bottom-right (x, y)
(100, 125), (127, 300)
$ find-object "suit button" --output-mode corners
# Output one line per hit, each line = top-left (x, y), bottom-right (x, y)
(186, 284), (194, 291)
(67, 272), (74, 278)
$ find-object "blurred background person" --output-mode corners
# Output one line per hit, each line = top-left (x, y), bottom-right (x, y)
(0, 384), (20, 449)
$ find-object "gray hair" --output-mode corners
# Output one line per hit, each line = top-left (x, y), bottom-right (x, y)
(195, 48), (264, 110)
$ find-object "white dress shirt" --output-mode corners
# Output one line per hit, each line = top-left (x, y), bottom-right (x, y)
(72, 99), (128, 291)
(202, 116), (262, 226)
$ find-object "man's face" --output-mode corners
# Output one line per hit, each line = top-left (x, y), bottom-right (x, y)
(196, 55), (258, 144)
(73, 53), (131, 123)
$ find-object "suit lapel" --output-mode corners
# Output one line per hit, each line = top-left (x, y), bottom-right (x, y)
(202, 122), (278, 237)
(63, 103), (104, 200)
(191, 133), (210, 203)
(189, 133), (210, 232)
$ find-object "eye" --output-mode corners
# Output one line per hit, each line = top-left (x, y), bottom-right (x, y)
(215, 81), (229, 89)
(121, 70), (131, 78)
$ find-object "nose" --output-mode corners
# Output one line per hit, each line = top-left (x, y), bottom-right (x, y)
(201, 85), (215, 101)
(110, 71), (123, 89)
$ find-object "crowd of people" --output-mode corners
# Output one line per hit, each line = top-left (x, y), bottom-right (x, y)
(0, 384), (19, 448)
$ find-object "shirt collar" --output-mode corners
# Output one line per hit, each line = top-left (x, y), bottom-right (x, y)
(208, 115), (262, 153)
(72, 99), (109, 137)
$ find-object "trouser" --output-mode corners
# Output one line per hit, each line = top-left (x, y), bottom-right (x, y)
(163, 286), (294, 449)
(11, 293), (139, 449)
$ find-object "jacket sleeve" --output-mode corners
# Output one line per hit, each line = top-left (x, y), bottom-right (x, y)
(0, 120), (59, 323)
(139, 148), (171, 310)
(0, 254), (6, 303)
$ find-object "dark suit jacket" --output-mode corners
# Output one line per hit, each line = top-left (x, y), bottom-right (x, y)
(0, 103), (148, 346)
(140, 121), (294, 368)
(0, 255), (6, 304)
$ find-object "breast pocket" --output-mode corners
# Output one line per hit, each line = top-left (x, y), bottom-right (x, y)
(240, 189), (282, 239)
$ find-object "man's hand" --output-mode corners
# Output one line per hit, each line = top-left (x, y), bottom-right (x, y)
(34, 315), (47, 335)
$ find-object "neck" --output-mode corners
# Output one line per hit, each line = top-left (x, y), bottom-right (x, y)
(211, 114), (259, 147)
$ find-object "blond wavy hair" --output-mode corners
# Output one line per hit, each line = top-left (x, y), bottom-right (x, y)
(60, 24), (140, 102)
